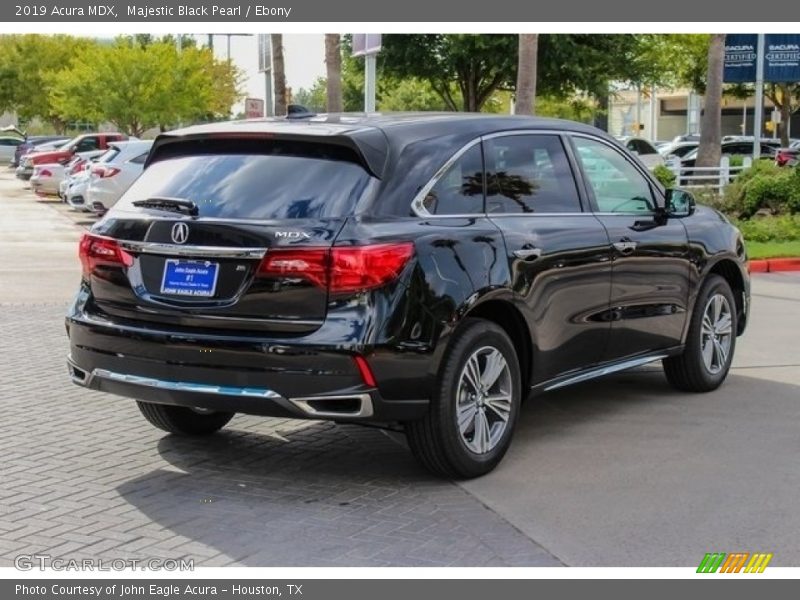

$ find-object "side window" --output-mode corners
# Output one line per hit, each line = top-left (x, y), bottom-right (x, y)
(483, 135), (581, 214)
(75, 137), (99, 152)
(633, 140), (655, 155)
(573, 137), (656, 214)
(421, 144), (484, 215)
(129, 152), (149, 165)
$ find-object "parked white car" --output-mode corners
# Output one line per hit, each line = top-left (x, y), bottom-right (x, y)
(63, 167), (94, 211)
(657, 140), (699, 160)
(30, 163), (66, 196)
(87, 140), (152, 214)
(616, 136), (665, 170)
(30, 149), (106, 197)
(62, 146), (124, 211)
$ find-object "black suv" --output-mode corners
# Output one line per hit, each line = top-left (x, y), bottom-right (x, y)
(67, 114), (750, 478)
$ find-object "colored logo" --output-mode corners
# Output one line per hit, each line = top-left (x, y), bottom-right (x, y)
(697, 552), (773, 573)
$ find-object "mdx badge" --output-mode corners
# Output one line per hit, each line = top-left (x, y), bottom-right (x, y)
(274, 231), (311, 239)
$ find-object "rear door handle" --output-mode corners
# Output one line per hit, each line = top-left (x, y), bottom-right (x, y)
(513, 247), (542, 261)
(613, 240), (637, 255)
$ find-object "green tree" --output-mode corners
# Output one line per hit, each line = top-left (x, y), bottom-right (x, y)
(378, 78), (449, 111)
(380, 34), (518, 111)
(0, 34), (97, 132)
(50, 38), (242, 136)
(292, 78), (327, 113)
(377, 34), (703, 115)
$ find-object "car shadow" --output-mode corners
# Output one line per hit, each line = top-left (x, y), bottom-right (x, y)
(113, 366), (799, 566)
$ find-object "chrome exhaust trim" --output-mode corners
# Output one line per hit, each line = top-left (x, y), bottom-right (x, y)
(289, 394), (374, 419)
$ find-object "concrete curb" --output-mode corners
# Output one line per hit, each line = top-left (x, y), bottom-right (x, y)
(749, 258), (800, 273)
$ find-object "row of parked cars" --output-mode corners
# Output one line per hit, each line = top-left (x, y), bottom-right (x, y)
(615, 133), (800, 170)
(6, 128), (152, 214)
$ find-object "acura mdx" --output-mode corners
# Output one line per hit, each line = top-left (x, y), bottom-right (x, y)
(67, 114), (750, 478)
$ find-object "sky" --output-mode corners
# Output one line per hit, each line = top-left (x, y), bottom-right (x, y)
(200, 33), (327, 113)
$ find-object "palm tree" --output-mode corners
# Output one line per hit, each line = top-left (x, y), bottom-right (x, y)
(695, 34), (724, 169)
(325, 34), (343, 113)
(271, 34), (287, 116)
(515, 34), (538, 116)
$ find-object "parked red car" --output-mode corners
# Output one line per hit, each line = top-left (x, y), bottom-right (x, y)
(17, 132), (127, 180)
(774, 147), (799, 167)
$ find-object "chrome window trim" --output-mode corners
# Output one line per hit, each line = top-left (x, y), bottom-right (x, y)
(410, 129), (596, 219)
(410, 136), (483, 218)
(117, 240), (267, 259)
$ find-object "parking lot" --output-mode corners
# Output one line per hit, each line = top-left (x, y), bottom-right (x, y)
(1, 168), (798, 567)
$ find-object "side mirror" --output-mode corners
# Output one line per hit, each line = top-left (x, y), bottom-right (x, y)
(665, 188), (696, 217)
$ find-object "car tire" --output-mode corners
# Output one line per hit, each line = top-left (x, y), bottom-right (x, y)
(137, 402), (234, 435)
(405, 318), (522, 479)
(663, 274), (737, 392)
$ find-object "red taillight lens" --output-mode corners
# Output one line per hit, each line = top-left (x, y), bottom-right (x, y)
(329, 243), (414, 293)
(257, 248), (329, 287)
(78, 233), (132, 276)
(39, 168), (52, 177)
(257, 243), (414, 293)
(91, 165), (121, 178)
(353, 355), (377, 387)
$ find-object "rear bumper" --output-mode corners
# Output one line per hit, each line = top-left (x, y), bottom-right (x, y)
(66, 312), (429, 423)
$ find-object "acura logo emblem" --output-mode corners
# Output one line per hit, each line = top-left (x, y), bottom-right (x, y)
(171, 222), (189, 244)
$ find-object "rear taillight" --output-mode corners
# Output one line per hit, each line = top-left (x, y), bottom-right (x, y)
(78, 233), (132, 276)
(329, 243), (415, 292)
(39, 168), (52, 177)
(91, 165), (120, 178)
(257, 243), (414, 293)
(258, 248), (329, 288)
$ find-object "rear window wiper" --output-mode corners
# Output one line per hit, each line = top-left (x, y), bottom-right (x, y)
(132, 196), (199, 216)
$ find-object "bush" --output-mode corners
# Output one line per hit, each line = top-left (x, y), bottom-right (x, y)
(722, 161), (800, 217)
(734, 214), (800, 243)
(652, 164), (676, 188)
(728, 154), (745, 168)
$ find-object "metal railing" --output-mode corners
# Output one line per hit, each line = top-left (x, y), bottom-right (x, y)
(668, 156), (753, 193)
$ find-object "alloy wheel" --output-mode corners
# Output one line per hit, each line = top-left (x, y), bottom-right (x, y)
(455, 346), (513, 454)
(700, 293), (733, 374)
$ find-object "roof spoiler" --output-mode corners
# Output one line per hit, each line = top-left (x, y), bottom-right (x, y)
(145, 130), (387, 179)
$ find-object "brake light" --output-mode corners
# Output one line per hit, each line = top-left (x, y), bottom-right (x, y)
(91, 165), (121, 178)
(39, 168), (52, 177)
(78, 233), (132, 276)
(258, 248), (329, 288)
(330, 243), (415, 292)
(257, 243), (414, 293)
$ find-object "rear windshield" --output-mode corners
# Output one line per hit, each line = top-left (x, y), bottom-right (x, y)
(98, 147), (121, 163)
(114, 141), (375, 220)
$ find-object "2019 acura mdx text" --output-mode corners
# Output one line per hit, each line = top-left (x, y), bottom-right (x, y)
(66, 114), (750, 478)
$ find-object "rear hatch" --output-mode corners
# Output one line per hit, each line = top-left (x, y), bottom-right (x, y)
(81, 136), (379, 334)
